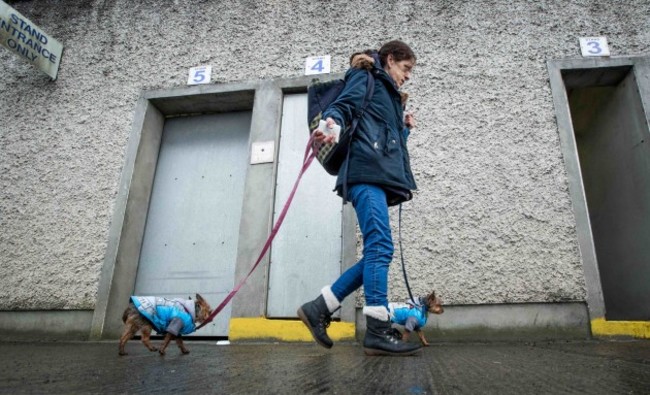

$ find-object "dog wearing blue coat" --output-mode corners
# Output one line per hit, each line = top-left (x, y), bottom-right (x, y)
(389, 291), (444, 346)
(118, 294), (212, 356)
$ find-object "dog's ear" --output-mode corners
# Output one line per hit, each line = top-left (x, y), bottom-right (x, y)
(195, 293), (204, 303)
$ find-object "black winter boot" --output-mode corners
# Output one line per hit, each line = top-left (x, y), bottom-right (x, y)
(298, 295), (333, 349)
(363, 316), (422, 356)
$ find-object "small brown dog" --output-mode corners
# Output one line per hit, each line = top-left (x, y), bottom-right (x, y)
(118, 294), (212, 356)
(389, 291), (444, 346)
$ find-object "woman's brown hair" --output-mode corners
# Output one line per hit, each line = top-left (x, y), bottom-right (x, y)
(378, 40), (416, 67)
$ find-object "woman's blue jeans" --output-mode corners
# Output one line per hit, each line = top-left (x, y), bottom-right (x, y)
(330, 184), (394, 308)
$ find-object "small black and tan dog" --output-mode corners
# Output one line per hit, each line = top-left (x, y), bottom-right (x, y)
(389, 291), (444, 346)
(118, 294), (212, 356)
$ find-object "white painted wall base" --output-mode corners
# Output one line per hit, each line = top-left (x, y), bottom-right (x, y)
(0, 311), (93, 341)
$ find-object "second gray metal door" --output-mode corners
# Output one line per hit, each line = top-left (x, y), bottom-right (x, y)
(267, 94), (343, 317)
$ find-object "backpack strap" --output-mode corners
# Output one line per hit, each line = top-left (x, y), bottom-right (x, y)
(340, 69), (375, 203)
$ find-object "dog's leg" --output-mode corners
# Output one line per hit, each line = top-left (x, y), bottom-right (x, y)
(176, 337), (190, 354)
(159, 333), (174, 356)
(140, 325), (158, 352)
(417, 330), (430, 346)
(118, 324), (138, 356)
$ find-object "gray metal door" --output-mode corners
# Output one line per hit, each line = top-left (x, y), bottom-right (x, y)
(134, 112), (251, 336)
(267, 94), (342, 317)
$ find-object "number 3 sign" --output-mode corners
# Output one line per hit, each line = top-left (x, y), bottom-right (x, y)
(305, 55), (331, 75)
(579, 37), (611, 57)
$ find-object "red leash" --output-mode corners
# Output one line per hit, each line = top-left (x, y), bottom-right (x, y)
(196, 136), (317, 330)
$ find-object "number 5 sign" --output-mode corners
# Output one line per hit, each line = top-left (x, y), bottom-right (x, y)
(187, 65), (212, 85)
(579, 37), (611, 57)
(305, 55), (331, 75)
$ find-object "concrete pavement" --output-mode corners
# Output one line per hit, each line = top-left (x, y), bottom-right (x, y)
(1, 339), (650, 394)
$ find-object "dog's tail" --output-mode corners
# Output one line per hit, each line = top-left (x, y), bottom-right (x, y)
(122, 303), (135, 323)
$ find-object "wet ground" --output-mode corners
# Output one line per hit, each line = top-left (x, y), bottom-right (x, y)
(1, 339), (650, 394)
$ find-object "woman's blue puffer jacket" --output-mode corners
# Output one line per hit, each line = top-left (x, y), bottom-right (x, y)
(322, 60), (416, 205)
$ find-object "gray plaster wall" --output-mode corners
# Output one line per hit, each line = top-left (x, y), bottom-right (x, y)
(1, 0), (649, 311)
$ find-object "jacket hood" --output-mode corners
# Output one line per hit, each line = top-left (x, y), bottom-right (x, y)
(176, 299), (196, 321)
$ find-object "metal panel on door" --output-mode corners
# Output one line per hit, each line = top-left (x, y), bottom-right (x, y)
(267, 94), (342, 317)
(135, 112), (251, 336)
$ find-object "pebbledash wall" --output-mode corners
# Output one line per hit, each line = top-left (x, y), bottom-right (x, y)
(1, 0), (649, 341)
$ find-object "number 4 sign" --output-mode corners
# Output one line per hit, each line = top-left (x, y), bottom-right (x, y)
(579, 37), (611, 57)
(187, 65), (212, 85)
(305, 55), (331, 75)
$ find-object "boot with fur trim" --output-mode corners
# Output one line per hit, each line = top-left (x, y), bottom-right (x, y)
(363, 306), (422, 356)
(297, 286), (340, 349)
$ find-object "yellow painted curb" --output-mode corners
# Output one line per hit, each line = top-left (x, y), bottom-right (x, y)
(228, 317), (356, 342)
(591, 318), (650, 339)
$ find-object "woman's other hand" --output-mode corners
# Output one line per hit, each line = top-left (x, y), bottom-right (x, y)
(405, 111), (416, 129)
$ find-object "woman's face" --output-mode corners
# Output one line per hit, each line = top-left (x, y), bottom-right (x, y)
(385, 55), (415, 89)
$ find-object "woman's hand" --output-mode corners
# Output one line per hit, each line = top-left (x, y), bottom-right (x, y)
(311, 117), (338, 144)
(405, 111), (416, 129)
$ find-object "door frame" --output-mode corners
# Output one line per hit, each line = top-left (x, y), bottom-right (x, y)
(90, 76), (357, 339)
(547, 56), (650, 336)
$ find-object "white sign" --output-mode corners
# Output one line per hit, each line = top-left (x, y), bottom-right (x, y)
(579, 37), (611, 57)
(187, 65), (212, 85)
(305, 55), (331, 75)
(0, 0), (64, 80)
(250, 141), (274, 164)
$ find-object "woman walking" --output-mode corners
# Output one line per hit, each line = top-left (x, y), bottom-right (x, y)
(298, 40), (420, 356)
